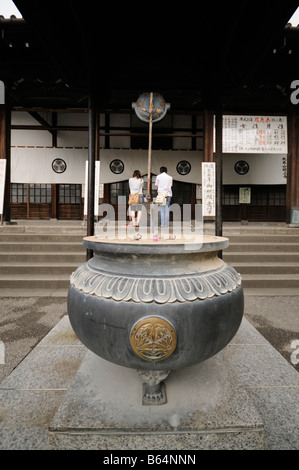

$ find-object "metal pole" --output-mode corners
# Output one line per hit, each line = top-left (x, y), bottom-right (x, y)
(147, 92), (153, 200)
(86, 95), (96, 260)
(215, 110), (223, 257)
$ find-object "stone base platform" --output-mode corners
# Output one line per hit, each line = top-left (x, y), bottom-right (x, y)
(1, 315), (298, 450)
(49, 347), (264, 450)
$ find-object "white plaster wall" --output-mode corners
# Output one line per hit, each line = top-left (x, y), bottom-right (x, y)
(57, 112), (88, 126)
(11, 112), (52, 147)
(223, 154), (287, 185)
(10, 111), (287, 186)
(57, 131), (88, 147)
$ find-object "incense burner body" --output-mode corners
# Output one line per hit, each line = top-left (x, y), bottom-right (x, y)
(67, 236), (244, 373)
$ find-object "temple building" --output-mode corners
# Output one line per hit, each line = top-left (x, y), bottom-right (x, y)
(1, 2), (299, 225)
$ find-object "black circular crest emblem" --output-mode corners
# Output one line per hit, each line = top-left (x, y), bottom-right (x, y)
(52, 158), (67, 174)
(110, 159), (124, 174)
(234, 160), (249, 175)
(176, 160), (191, 176)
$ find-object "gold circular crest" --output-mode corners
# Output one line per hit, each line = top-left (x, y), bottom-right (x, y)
(130, 317), (177, 362)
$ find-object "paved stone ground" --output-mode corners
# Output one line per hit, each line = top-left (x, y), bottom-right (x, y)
(244, 295), (299, 374)
(0, 294), (298, 385)
(0, 297), (67, 383)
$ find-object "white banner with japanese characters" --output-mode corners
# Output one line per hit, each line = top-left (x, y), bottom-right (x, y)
(202, 162), (215, 217)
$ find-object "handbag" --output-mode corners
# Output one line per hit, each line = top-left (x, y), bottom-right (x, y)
(129, 180), (143, 205)
(154, 176), (171, 205)
(129, 192), (139, 205)
(155, 192), (167, 205)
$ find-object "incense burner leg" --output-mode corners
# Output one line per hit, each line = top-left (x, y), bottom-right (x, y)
(137, 370), (170, 406)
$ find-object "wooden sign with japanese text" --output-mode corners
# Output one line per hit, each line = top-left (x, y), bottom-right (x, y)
(0, 159), (6, 216)
(239, 187), (251, 204)
(202, 162), (215, 217)
(223, 115), (287, 154)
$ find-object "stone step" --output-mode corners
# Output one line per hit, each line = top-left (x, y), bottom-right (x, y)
(227, 242), (299, 252)
(231, 262), (299, 274)
(0, 252), (85, 263)
(0, 273), (298, 290)
(0, 224), (86, 234)
(0, 224), (298, 292)
(223, 252), (299, 262)
(0, 274), (70, 289)
(1, 232), (298, 244)
(241, 274), (299, 288)
(1, 222), (299, 235)
(0, 233), (84, 243)
(207, 225), (299, 235)
(0, 263), (80, 275)
(1, 238), (298, 250)
(227, 235), (299, 243)
(1, 261), (299, 276)
(0, 242), (84, 252)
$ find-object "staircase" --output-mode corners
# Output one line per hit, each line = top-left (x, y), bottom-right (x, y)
(0, 223), (86, 296)
(0, 222), (298, 296)
(221, 226), (299, 294)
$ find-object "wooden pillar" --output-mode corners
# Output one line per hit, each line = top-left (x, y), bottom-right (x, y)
(0, 105), (11, 222)
(51, 184), (57, 219)
(203, 109), (214, 162)
(214, 110), (223, 257)
(86, 95), (96, 260)
(95, 111), (100, 162)
(0, 108), (5, 156)
(52, 112), (57, 148)
(287, 110), (299, 224)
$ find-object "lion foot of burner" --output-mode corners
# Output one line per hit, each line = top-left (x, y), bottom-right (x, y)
(138, 370), (170, 406)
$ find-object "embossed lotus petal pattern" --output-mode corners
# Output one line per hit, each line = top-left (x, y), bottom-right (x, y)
(70, 263), (242, 304)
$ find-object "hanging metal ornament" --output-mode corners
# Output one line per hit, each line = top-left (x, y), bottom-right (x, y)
(132, 92), (170, 124)
(132, 92), (170, 200)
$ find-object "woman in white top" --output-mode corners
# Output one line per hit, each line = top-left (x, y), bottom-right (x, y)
(129, 169), (144, 227)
